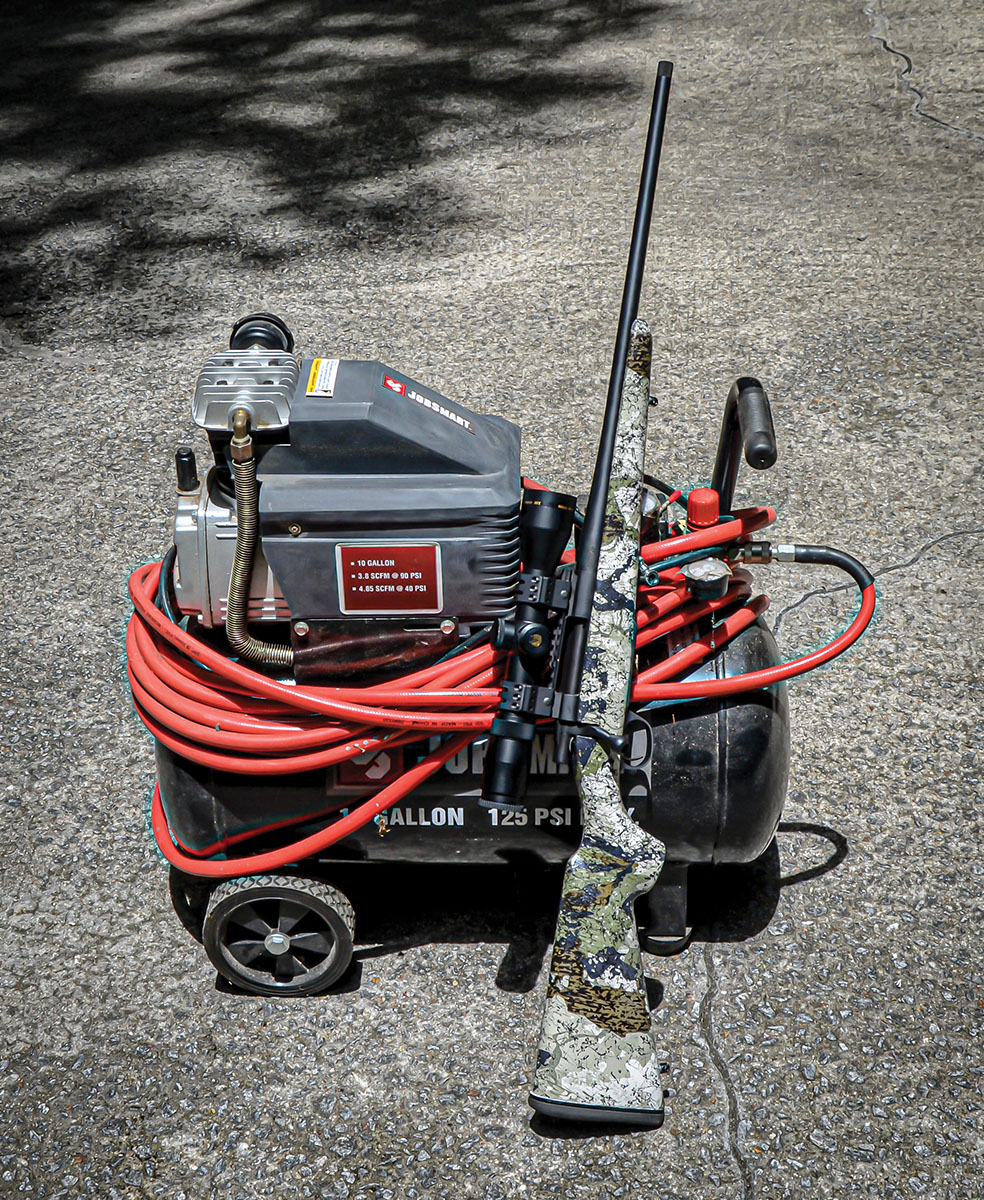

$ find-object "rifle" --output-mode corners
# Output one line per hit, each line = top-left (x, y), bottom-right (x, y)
(529, 62), (673, 1126)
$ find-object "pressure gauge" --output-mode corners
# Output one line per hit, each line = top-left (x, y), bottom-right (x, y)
(680, 557), (731, 599)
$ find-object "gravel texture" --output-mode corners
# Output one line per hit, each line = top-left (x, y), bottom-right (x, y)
(1, 1), (982, 1197)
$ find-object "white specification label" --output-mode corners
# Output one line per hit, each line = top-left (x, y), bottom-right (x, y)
(306, 357), (339, 396)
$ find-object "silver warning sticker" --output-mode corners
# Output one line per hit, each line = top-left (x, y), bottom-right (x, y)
(306, 358), (339, 396)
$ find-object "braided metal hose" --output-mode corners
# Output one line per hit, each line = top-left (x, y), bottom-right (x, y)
(227, 426), (294, 668)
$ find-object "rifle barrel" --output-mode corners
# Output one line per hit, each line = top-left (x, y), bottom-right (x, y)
(557, 61), (674, 743)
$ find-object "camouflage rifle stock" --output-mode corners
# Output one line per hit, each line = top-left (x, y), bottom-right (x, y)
(528, 324), (665, 1125)
(529, 63), (674, 1126)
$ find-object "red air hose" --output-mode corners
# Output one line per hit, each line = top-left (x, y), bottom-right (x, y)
(128, 504), (874, 877)
(149, 735), (473, 879)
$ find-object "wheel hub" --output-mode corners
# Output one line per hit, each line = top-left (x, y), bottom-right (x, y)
(263, 931), (291, 956)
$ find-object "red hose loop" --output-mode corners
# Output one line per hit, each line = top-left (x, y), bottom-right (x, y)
(635, 596), (770, 685)
(128, 564), (496, 731)
(636, 579), (753, 648)
(636, 580), (691, 627)
(558, 505), (774, 566)
(633, 585), (875, 701)
(130, 502), (874, 876)
(639, 506), (776, 563)
(151, 734), (473, 877)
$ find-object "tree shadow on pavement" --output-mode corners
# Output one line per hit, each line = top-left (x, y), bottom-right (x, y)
(0, 0), (666, 341)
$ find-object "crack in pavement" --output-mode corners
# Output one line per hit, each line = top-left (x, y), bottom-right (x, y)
(772, 526), (984, 635)
(699, 944), (754, 1199)
(704, 524), (984, 1194)
(862, 4), (984, 144)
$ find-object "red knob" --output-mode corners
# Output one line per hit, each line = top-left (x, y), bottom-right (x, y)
(687, 487), (720, 529)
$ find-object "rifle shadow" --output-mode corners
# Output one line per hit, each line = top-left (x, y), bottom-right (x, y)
(208, 821), (848, 1001)
(327, 852), (564, 995)
(207, 853), (562, 997)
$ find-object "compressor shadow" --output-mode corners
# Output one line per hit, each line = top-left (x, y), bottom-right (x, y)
(687, 821), (849, 944)
(331, 854), (564, 995)
(308, 821), (848, 996)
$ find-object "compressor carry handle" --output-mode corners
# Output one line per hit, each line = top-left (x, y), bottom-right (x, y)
(710, 376), (777, 515)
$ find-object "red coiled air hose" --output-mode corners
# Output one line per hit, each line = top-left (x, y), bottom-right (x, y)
(128, 505), (874, 877)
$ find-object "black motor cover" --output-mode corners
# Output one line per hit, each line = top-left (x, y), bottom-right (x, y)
(256, 360), (521, 635)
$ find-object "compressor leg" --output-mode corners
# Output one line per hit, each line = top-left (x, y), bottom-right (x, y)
(638, 859), (692, 954)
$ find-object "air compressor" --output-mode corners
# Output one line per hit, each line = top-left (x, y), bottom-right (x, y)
(126, 68), (874, 1050)
(129, 317), (870, 993)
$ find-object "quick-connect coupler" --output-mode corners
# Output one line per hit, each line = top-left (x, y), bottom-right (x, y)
(730, 541), (875, 591)
(728, 540), (774, 566)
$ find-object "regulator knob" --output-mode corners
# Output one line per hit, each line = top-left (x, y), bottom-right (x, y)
(686, 487), (720, 530)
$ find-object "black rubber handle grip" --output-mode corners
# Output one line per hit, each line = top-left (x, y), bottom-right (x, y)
(735, 376), (777, 470)
(710, 376), (778, 514)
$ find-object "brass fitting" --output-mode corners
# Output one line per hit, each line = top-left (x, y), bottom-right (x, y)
(230, 407), (253, 462)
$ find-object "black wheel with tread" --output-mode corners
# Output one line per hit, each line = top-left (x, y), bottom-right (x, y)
(203, 874), (355, 996)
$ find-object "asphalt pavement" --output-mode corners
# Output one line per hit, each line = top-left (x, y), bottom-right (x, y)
(1, 1), (982, 1197)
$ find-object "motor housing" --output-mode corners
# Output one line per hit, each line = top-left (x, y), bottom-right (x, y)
(172, 349), (522, 680)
